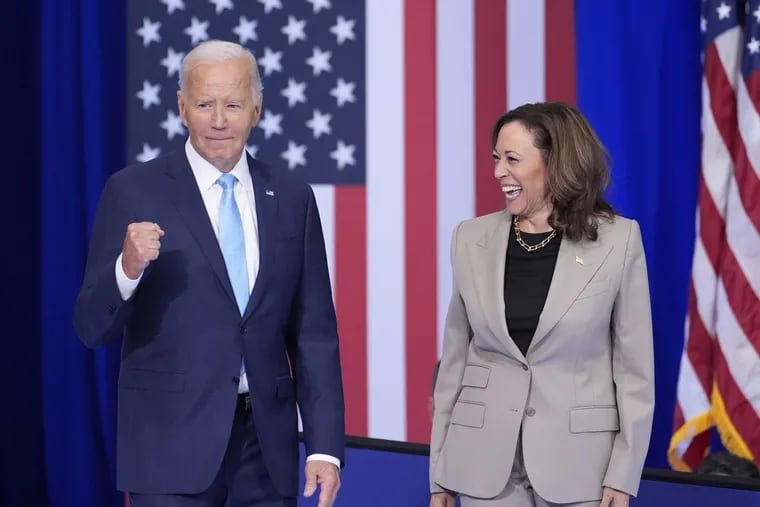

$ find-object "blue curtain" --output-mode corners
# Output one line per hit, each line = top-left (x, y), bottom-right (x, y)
(576, 0), (702, 468)
(0, 2), (48, 506)
(40, 0), (126, 505)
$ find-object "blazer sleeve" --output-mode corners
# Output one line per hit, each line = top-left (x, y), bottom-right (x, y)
(603, 219), (655, 496)
(73, 173), (137, 348)
(290, 185), (346, 465)
(429, 222), (472, 493)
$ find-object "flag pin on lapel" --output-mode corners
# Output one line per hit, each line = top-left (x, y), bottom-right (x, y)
(575, 255), (585, 265)
(265, 190), (274, 196)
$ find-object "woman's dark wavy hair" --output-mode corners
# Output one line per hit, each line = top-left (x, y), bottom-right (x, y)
(491, 102), (614, 242)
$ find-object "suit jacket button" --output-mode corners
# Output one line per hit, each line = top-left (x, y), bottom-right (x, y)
(232, 376), (240, 385)
(521, 364), (529, 371)
(525, 407), (536, 417)
(239, 326), (246, 335)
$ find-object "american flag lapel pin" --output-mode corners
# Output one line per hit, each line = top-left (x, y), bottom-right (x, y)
(265, 190), (275, 196)
(575, 255), (584, 265)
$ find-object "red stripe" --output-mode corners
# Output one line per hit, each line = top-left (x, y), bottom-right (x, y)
(744, 70), (760, 116)
(544, 0), (576, 105)
(706, 43), (760, 233)
(673, 403), (685, 431)
(334, 186), (367, 436)
(474, 0), (507, 216)
(404, 0), (438, 443)
(683, 430), (712, 470)
(686, 173), (723, 397)
(716, 246), (760, 357)
(671, 402), (710, 471)
(714, 343), (760, 457)
(685, 281), (714, 396)
(696, 172), (725, 271)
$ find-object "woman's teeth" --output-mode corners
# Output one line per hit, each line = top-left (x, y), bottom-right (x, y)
(502, 185), (522, 197)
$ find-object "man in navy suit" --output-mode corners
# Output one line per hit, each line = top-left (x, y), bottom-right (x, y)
(74, 40), (345, 507)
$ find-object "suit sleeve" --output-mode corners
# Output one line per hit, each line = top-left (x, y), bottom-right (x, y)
(291, 186), (346, 465)
(73, 173), (137, 348)
(603, 219), (655, 496)
(429, 222), (472, 493)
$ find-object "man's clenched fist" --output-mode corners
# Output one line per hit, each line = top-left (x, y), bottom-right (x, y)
(122, 222), (164, 279)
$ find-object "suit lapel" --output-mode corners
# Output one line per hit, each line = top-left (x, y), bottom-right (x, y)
(468, 212), (525, 360)
(163, 152), (237, 306)
(528, 232), (614, 353)
(243, 155), (275, 321)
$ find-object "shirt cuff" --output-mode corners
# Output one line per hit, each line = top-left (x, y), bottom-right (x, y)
(115, 253), (142, 301)
(306, 454), (341, 469)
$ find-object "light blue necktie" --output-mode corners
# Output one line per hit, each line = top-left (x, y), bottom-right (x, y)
(217, 173), (249, 315)
(217, 174), (249, 380)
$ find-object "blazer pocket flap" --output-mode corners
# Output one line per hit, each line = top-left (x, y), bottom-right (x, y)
(120, 368), (185, 393)
(570, 406), (619, 433)
(450, 401), (485, 428)
(462, 364), (490, 388)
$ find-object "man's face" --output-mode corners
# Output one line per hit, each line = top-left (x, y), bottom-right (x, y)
(178, 58), (261, 173)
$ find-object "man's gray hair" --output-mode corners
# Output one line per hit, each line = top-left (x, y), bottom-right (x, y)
(179, 40), (264, 99)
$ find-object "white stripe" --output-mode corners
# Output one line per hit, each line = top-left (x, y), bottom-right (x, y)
(506, 0), (545, 109)
(366, 0), (406, 440)
(702, 80), (732, 218)
(724, 177), (760, 300)
(677, 235), (715, 429)
(738, 78), (760, 183)
(691, 237), (718, 337)
(310, 184), (336, 295)
(675, 438), (691, 456)
(716, 280), (760, 413)
(676, 347), (712, 422)
(436, 0), (475, 356)
(714, 27), (742, 92)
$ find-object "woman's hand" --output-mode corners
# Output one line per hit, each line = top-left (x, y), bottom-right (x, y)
(599, 487), (629, 507)
(430, 491), (457, 507)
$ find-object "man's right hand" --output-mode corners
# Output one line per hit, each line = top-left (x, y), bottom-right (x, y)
(122, 222), (164, 279)
(430, 492), (456, 507)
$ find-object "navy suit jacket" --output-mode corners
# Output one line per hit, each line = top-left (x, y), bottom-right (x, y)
(73, 150), (345, 496)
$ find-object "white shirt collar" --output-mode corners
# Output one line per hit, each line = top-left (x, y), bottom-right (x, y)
(184, 140), (251, 192)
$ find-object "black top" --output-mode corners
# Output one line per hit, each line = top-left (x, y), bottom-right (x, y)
(504, 225), (561, 356)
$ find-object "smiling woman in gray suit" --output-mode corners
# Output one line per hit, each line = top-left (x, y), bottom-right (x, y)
(429, 102), (654, 507)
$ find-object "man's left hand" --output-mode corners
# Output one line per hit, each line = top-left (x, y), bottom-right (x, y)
(303, 460), (341, 507)
(599, 487), (629, 507)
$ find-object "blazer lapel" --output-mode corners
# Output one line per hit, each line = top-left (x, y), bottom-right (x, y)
(163, 152), (237, 306)
(468, 212), (525, 360)
(243, 155), (275, 321)
(528, 233), (614, 353)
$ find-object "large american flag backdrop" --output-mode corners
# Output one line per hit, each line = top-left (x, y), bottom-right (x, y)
(127, 0), (576, 444)
(670, 0), (760, 470)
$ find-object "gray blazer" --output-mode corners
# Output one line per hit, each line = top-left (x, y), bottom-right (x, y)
(429, 211), (654, 503)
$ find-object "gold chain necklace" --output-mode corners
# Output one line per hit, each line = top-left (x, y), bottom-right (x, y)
(513, 216), (557, 252)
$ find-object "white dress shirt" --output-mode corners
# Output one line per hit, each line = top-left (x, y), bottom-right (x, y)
(115, 141), (339, 468)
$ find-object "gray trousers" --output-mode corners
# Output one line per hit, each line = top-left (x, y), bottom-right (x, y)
(460, 434), (600, 507)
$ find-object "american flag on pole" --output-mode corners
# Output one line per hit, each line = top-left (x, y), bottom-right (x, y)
(126, 0), (576, 444)
(670, 0), (760, 471)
